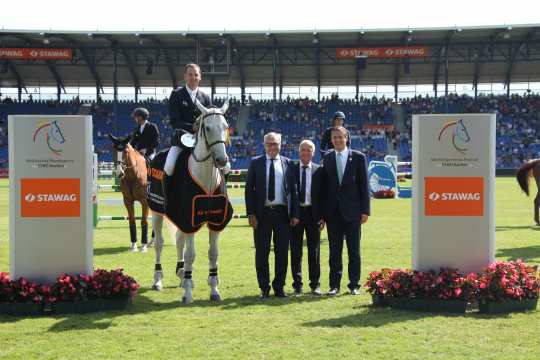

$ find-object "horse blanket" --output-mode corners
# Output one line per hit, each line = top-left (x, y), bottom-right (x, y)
(164, 150), (233, 234)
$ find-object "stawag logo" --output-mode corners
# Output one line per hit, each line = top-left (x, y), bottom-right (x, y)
(21, 178), (80, 217)
(32, 120), (66, 156)
(425, 177), (484, 217)
(24, 193), (77, 203)
(428, 191), (481, 202)
(438, 119), (471, 155)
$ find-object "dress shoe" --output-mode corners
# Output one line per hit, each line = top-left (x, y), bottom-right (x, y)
(350, 288), (360, 295)
(274, 290), (289, 298)
(260, 290), (270, 299)
(311, 287), (322, 296)
(293, 287), (303, 296)
(327, 288), (340, 296)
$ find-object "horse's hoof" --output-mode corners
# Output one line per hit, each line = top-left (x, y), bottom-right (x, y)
(152, 283), (163, 291)
(210, 294), (221, 303)
(182, 296), (193, 304)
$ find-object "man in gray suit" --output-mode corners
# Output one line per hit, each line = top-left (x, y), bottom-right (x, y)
(245, 132), (300, 299)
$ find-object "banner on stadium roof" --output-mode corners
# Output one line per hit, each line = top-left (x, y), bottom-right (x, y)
(363, 124), (395, 130)
(0, 48), (73, 60)
(412, 114), (495, 274)
(336, 46), (428, 59)
(8, 115), (93, 283)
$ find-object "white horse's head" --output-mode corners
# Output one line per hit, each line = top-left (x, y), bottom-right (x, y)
(194, 99), (230, 168)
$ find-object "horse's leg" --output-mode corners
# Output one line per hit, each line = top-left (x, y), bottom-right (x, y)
(208, 230), (221, 303)
(182, 233), (196, 304)
(140, 201), (149, 252)
(152, 213), (165, 290)
(125, 199), (137, 252)
(534, 191), (540, 226)
(149, 228), (156, 248)
(175, 230), (186, 281)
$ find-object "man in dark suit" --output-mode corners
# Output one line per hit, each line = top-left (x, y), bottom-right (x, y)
(290, 139), (323, 296)
(245, 132), (300, 299)
(320, 126), (370, 296)
(320, 111), (350, 155)
(129, 107), (159, 160)
(164, 63), (212, 176)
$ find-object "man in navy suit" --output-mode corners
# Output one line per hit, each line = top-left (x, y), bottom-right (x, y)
(245, 132), (300, 299)
(290, 139), (323, 296)
(319, 126), (370, 296)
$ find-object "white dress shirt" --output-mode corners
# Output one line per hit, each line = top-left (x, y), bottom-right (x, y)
(186, 85), (198, 103)
(299, 161), (313, 206)
(335, 147), (349, 178)
(139, 120), (148, 134)
(265, 154), (286, 206)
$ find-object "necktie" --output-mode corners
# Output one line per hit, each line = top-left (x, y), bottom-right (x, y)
(268, 158), (276, 202)
(336, 152), (344, 185)
(300, 165), (307, 204)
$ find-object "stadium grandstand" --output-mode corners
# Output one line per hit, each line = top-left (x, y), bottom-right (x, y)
(1, 25), (540, 172)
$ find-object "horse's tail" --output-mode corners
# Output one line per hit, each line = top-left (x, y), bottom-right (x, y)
(516, 159), (540, 196)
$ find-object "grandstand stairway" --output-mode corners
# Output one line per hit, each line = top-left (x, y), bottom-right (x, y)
(236, 105), (250, 135)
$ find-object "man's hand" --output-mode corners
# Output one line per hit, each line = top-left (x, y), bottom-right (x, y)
(290, 217), (300, 227)
(192, 123), (199, 132)
(139, 148), (147, 155)
(248, 215), (258, 229)
(361, 214), (369, 224)
(318, 219), (325, 230)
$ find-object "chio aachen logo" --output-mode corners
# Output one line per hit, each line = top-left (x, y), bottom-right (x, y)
(438, 119), (471, 155)
(32, 120), (66, 156)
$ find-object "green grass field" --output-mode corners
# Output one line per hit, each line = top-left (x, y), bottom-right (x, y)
(0, 177), (539, 359)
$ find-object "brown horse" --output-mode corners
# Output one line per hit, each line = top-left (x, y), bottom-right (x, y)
(109, 134), (150, 251)
(516, 158), (540, 226)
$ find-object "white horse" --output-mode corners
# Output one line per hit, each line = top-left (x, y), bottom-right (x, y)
(152, 99), (230, 304)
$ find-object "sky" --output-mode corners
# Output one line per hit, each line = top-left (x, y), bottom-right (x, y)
(0, 0), (538, 32)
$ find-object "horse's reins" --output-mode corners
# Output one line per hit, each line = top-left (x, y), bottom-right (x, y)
(191, 111), (230, 164)
(190, 109), (230, 215)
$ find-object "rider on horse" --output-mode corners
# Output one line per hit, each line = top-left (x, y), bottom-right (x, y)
(164, 63), (212, 177)
(129, 107), (160, 162)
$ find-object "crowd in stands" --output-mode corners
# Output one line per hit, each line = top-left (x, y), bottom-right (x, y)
(399, 93), (540, 168)
(1, 92), (539, 169)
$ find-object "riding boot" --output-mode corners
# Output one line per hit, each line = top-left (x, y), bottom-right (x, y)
(141, 223), (148, 245)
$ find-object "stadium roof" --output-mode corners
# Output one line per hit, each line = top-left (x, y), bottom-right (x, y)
(1, 24), (540, 100)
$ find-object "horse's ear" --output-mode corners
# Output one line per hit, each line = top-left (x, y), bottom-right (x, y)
(220, 98), (229, 114)
(108, 133), (118, 142)
(195, 99), (209, 116)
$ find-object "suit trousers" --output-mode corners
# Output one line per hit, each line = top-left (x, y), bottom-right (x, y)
(254, 206), (290, 292)
(326, 208), (361, 290)
(290, 206), (321, 290)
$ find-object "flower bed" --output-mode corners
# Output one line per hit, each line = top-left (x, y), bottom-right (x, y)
(0, 269), (139, 316)
(365, 260), (540, 314)
(373, 189), (396, 199)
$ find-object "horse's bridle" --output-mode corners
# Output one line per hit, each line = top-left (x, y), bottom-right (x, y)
(191, 110), (229, 164)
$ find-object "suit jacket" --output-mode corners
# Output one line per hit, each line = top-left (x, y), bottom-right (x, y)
(129, 121), (160, 155)
(320, 149), (370, 222)
(168, 86), (212, 133)
(292, 161), (322, 224)
(245, 155), (300, 220)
